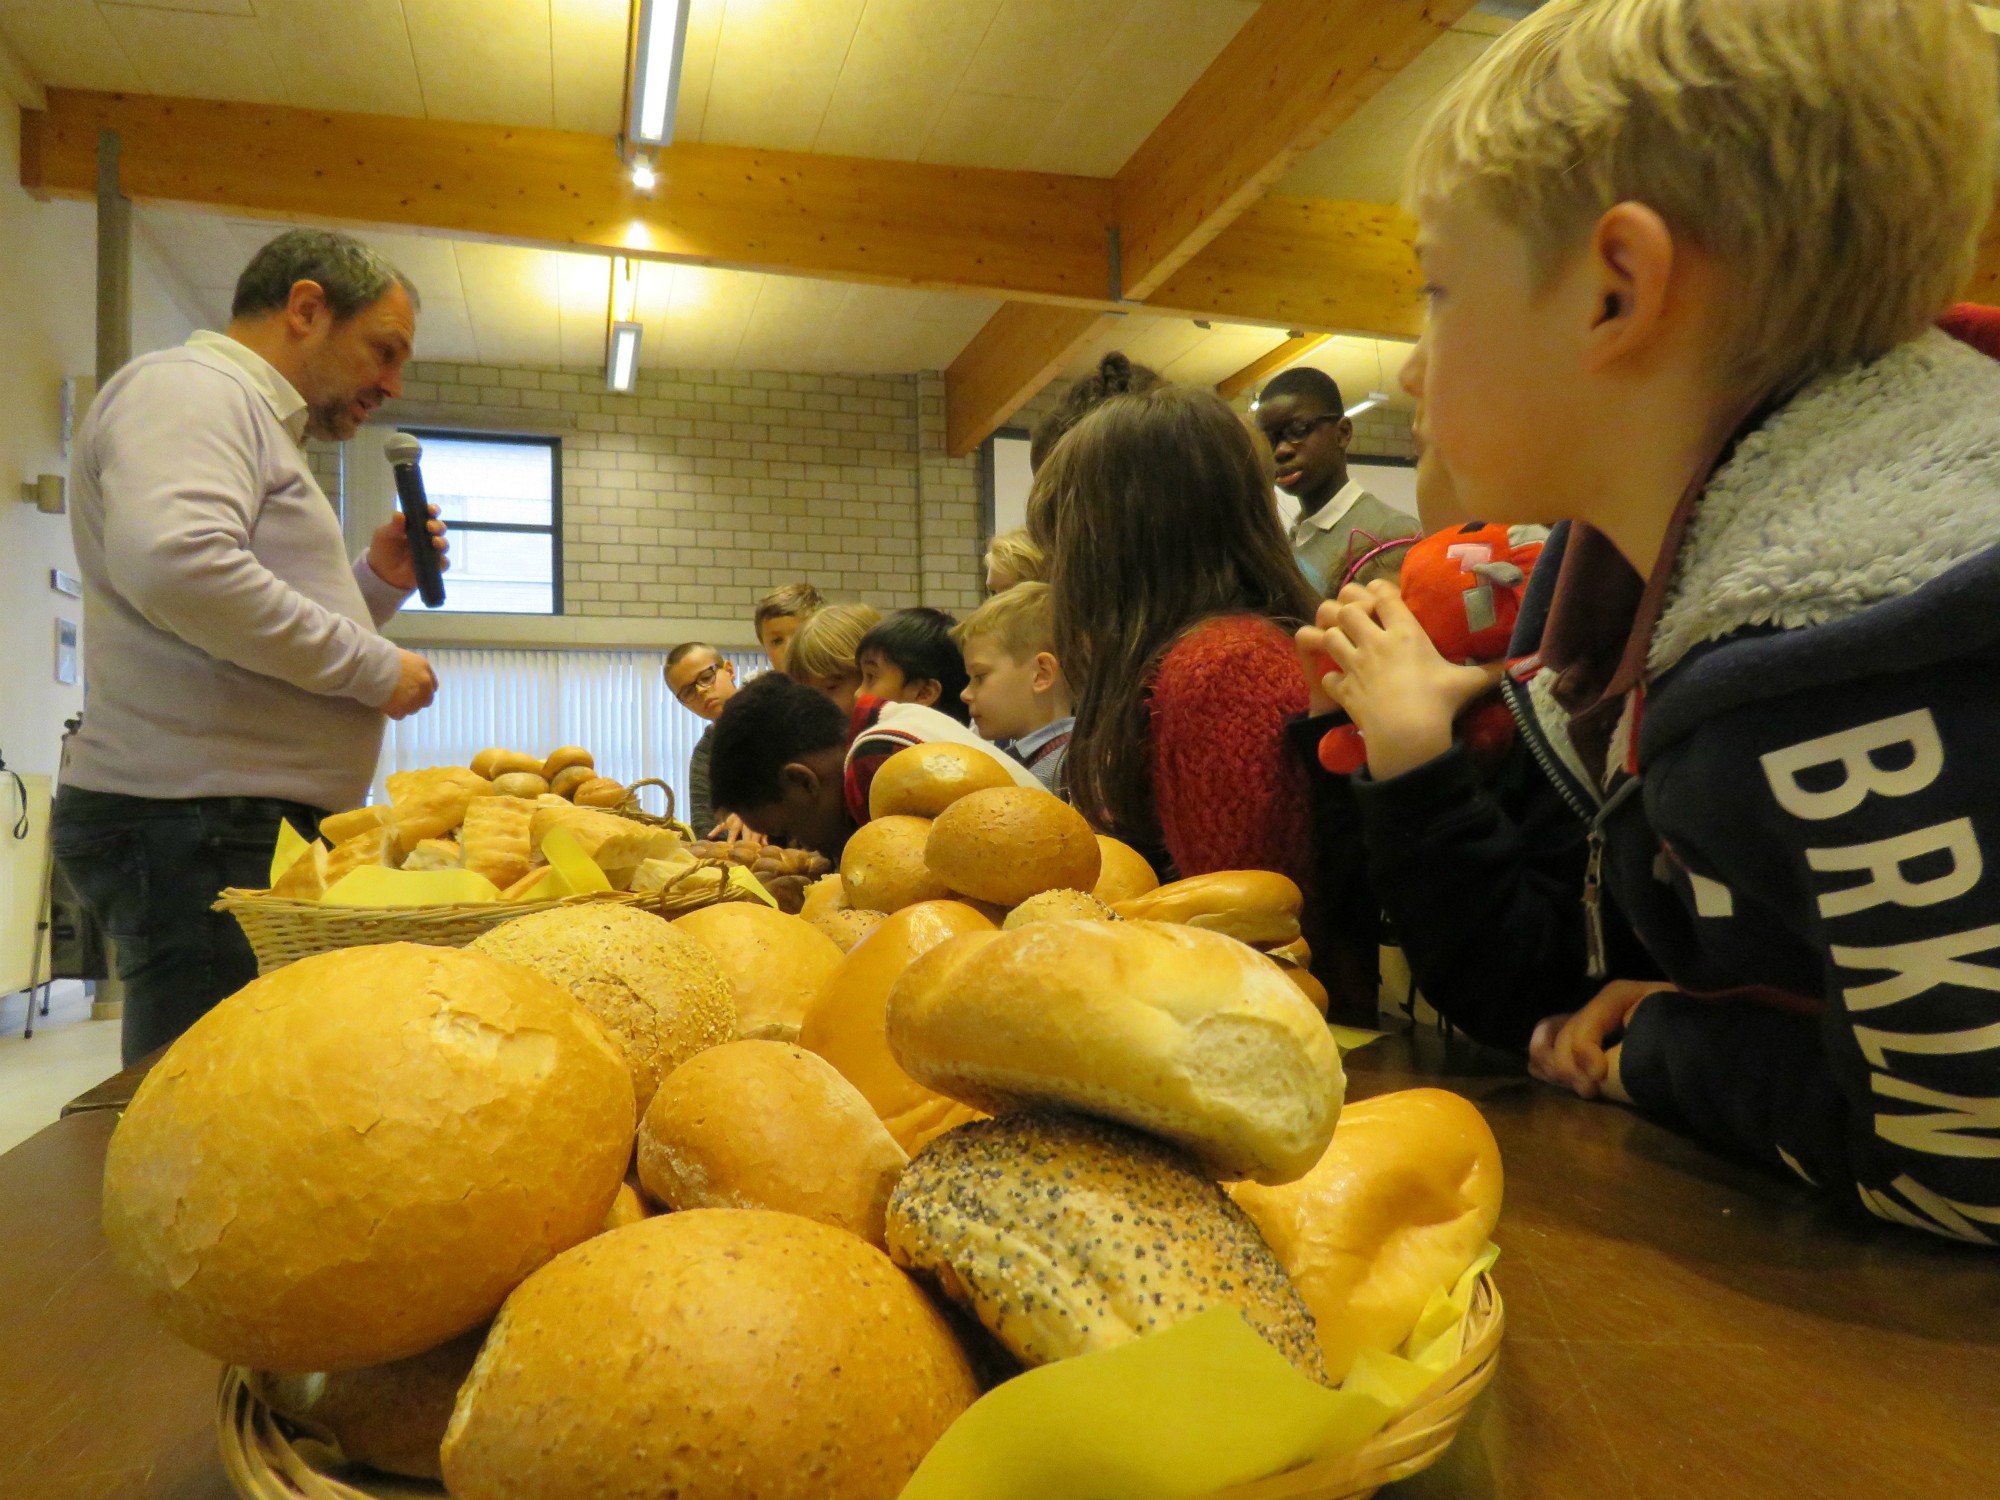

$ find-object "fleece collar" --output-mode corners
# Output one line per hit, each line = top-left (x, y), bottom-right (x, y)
(1650, 330), (2000, 674)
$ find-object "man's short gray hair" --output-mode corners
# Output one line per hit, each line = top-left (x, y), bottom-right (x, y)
(230, 228), (420, 322)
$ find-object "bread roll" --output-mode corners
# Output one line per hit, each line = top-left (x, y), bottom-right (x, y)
(472, 749), (542, 781)
(400, 837), (463, 872)
(572, 776), (627, 808)
(1274, 958), (1330, 1017)
(471, 904), (735, 1110)
(840, 814), (951, 914)
(491, 771), (550, 800)
(319, 804), (390, 847)
(811, 906), (886, 953)
(541, 745), (595, 780)
(638, 1041), (907, 1246)
(528, 804), (681, 873)
(324, 826), (397, 886)
(1228, 1089), (1503, 1382)
(440, 1210), (978, 1500)
(249, 1328), (486, 1480)
(868, 742), (1019, 820)
(549, 764), (595, 799)
(924, 787), (1099, 906)
(673, 903), (845, 1042)
(1091, 834), (1160, 904)
(888, 919), (1343, 1184)
(799, 871), (844, 921)
(601, 1181), (650, 1231)
(386, 766), (495, 848)
(271, 840), (329, 899)
(102, 944), (634, 1371)
(461, 795), (537, 891)
(1112, 869), (1304, 948)
(1002, 887), (1117, 929)
(798, 901), (996, 1154)
(887, 1113), (1325, 1381)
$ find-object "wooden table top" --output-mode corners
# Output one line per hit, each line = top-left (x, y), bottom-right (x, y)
(2, 1029), (1994, 1500)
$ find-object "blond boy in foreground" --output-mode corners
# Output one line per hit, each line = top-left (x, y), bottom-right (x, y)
(955, 583), (1074, 796)
(1306, 0), (2000, 1242)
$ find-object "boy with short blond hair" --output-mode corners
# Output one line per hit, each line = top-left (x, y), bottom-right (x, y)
(1307, 0), (2000, 1241)
(751, 582), (825, 672)
(954, 582), (1074, 795)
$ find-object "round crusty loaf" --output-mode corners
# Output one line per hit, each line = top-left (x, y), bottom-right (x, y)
(637, 1040), (908, 1247)
(868, 741), (1020, 820)
(672, 903), (845, 1042)
(841, 814), (952, 913)
(798, 900), (997, 1154)
(250, 1327), (486, 1480)
(924, 787), (1100, 906)
(102, 944), (634, 1371)
(811, 906), (887, 953)
(441, 1210), (979, 1500)
(1228, 1089), (1503, 1382)
(887, 919), (1343, 1184)
(471, 904), (734, 1111)
(1002, 887), (1118, 929)
(886, 1113), (1325, 1382)
(1091, 834), (1160, 904)
(1112, 869), (1304, 948)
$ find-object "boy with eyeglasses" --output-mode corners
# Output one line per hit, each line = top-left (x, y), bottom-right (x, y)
(1254, 365), (1422, 595)
(664, 641), (739, 836)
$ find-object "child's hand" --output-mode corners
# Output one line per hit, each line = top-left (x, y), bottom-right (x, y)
(1528, 979), (1675, 1101)
(1317, 581), (1500, 780)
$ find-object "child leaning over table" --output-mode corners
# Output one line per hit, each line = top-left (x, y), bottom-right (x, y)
(954, 583), (1075, 798)
(1307, 0), (2000, 1243)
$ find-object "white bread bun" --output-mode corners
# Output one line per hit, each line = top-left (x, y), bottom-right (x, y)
(541, 744), (595, 780)
(672, 902), (845, 1042)
(318, 804), (390, 847)
(249, 1327), (485, 1481)
(471, 904), (735, 1111)
(440, 1210), (978, 1500)
(1228, 1089), (1503, 1382)
(102, 943), (634, 1371)
(472, 748), (542, 781)
(840, 814), (951, 913)
(924, 786), (1100, 906)
(1091, 834), (1160, 903)
(810, 905), (886, 953)
(798, 900), (996, 1154)
(868, 741), (1020, 819)
(887, 919), (1343, 1184)
(637, 1041), (908, 1247)
(1112, 869), (1303, 948)
(1274, 957), (1330, 1016)
(886, 1113), (1324, 1381)
(1002, 887), (1117, 929)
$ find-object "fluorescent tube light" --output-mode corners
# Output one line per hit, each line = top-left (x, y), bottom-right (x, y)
(629, 0), (692, 147)
(606, 320), (643, 393)
(1344, 391), (1392, 418)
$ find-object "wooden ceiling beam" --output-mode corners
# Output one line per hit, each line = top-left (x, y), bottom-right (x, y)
(1215, 332), (1329, 402)
(944, 304), (1121, 458)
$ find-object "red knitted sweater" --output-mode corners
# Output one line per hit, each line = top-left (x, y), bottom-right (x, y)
(1147, 615), (1314, 893)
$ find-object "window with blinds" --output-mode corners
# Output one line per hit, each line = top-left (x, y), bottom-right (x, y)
(408, 430), (562, 615)
(373, 647), (768, 827)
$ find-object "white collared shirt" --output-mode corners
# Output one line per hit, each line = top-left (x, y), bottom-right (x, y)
(1288, 477), (1368, 544)
(186, 329), (310, 445)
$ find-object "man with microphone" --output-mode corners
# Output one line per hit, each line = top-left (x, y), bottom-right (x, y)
(53, 228), (448, 1063)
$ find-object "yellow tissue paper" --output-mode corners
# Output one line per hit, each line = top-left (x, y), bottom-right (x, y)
(898, 1244), (1499, 1500)
(727, 865), (779, 909)
(1327, 1024), (1383, 1054)
(268, 819), (311, 888)
(321, 868), (501, 907)
(540, 825), (612, 895)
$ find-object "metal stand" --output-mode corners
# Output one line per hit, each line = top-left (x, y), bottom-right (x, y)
(21, 831), (56, 1039)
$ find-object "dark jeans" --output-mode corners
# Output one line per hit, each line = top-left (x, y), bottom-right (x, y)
(52, 786), (325, 1065)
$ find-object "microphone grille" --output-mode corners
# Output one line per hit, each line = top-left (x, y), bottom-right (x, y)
(383, 432), (422, 464)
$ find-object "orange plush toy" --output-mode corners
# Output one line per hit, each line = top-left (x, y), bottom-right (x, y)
(1316, 522), (1549, 776)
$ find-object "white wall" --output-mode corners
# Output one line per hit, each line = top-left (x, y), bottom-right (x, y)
(0, 103), (199, 776)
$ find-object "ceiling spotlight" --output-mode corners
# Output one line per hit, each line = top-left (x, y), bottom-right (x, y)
(630, 158), (658, 192)
(606, 320), (643, 394)
(628, 0), (692, 147)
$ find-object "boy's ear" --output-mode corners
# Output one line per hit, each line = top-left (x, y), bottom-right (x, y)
(778, 761), (821, 799)
(1032, 651), (1062, 694)
(907, 677), (942, 707)
(1581, 201), (1678, 370)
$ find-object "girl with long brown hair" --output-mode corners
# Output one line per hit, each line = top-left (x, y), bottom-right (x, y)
(1029, 383), (1321, 897)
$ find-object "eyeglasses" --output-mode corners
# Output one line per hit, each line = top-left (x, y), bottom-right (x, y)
(672, 662), (727, 705)
(1260, 413), (1341, 448)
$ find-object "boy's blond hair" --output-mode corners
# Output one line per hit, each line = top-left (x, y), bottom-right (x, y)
(1407, 0), (1998, 401)
(982, 528), (1046, 589)
(954, 580), (1055, 662)
(752, 581), (825, 636)
(783, 602), (880, 683)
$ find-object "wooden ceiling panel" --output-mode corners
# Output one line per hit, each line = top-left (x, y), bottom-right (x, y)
(550, 0), (626, 136)
(699, 0), (867, 151)
(556, 249), (613, 369)
(811, 0), (999, 162)
(453, 240), (564, 367)
(918, 89), (1061, 171)
(400, 0), (554, 128)
(0, 2), (142, 91)
(1154, 320), (1287, 387)
(98, 6), (287, 104)
(254, 0), (425, 117)
(956, 0), (1132, 105)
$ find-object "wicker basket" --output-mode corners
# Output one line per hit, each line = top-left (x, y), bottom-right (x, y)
(216, 858), (757, 976)
(609, 777), (698, 839)
(216, 1272), (1500, 1500)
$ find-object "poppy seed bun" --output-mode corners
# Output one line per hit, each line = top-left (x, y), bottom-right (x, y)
(841, 815), (952, 913)
(1112, 869), (1304, 948)
(440, 1210), (979, 1500)
(637, 1041), (908, 1246)
(672, 903), (845, 1042)
(886, 1113), (1325, 1382)
(1228, 1089), (1503, 1382)
(869, 741), (1020, 819)
(886, 920), (1343, 1184)
(102, 944), (634, 1371)
(1001, 887), (1118, 929)
(798, 901), (997, 1154)
(249, 1327), (486, 1480)
(1091, 834), (1160, 904)
(471, 904), (735, 1111)
(924, 786), (1100, 906)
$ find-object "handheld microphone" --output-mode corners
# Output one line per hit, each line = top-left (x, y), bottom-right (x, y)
(383, 431), (446, 609)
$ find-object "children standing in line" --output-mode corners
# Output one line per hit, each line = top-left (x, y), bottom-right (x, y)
(955, 583), (1074, 797)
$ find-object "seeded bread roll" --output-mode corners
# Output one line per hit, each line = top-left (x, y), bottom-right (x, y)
(810, 906), (886, 954)
(886, 1112), (1325, 1382)
(887, 919), (1344, 1184)
(1001, 888), (1117, 929)
(924, 787), (1100, 906)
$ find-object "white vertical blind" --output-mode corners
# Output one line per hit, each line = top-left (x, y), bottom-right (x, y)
(373, 648), (766, 823)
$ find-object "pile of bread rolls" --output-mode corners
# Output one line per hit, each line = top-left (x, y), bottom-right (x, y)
(103, 743), (1501, 1499)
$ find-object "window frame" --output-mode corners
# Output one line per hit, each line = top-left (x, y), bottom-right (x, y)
(404, 427), (565, 616)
